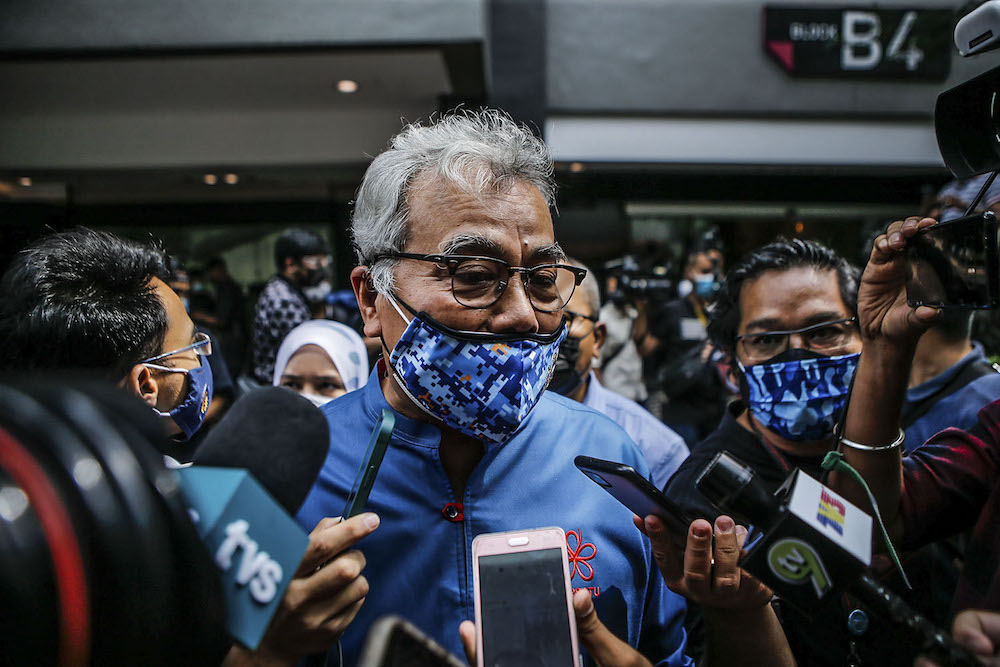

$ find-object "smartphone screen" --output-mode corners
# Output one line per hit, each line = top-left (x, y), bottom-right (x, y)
(478, 548), (576, 667)
(905, 213), (998, 309)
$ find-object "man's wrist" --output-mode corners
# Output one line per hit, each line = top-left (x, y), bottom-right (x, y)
(859, 337), (918, 371)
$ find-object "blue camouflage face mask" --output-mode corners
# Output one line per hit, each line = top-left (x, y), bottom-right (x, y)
(384, 295), (567, 444)
(738, 349), (859, 442)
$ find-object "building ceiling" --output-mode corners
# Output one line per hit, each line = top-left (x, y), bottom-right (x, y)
(0, 47), (472, 203)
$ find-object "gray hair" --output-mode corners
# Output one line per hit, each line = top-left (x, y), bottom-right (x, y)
(566, 256), (600, 317)
(352, 109), (556, 295)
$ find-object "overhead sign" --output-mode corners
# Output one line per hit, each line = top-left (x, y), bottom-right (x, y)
(763, 6), (953, 80)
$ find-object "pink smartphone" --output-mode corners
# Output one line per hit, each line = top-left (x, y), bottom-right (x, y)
(472, 527), (580, 667)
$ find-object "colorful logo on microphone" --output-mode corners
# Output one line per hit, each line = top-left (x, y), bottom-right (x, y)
(767, 538), (833, 599)
(816, 490), (846, 535)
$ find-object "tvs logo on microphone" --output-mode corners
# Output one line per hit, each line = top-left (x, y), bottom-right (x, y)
(816, 490), (846, 535)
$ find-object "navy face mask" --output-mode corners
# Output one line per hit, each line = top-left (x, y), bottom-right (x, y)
(548, 333), (586, 397)
(738, 348), (859, 442)
(143, 356), (215, 441)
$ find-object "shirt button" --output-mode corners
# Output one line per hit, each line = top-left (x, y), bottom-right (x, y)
(441, 503), (464, 522)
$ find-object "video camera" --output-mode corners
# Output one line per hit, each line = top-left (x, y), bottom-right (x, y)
(903, 1), (1000, 310)
(603, 255), (674, 304)
(0, 378), (227, 665)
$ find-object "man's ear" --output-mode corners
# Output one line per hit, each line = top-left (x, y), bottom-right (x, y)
(123, 364), (160, 407)
(351, 266), (382, 339)
(591, 322), (608, 362)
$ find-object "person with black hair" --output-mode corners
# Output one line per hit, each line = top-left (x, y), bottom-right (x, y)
(904, 310), (1000, 448)
(0, 227), (380, 667)
(647, 248), (728, 446)
(249, 228), (330, 385)
(0, 227), (215, 453)
(663, 237), (935, 667)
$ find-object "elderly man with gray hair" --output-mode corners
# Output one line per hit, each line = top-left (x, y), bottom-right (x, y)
(295, 110), (792, 666)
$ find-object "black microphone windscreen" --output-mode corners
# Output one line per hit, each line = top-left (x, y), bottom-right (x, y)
(193, 387), (329, 515)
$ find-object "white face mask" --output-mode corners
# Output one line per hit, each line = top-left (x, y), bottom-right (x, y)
(300, 392), (333, 408)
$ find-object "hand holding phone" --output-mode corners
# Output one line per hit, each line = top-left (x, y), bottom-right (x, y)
(472, 527), (580, 667)
(905, 211), (1000, 309)
(574, 455), (695, 545)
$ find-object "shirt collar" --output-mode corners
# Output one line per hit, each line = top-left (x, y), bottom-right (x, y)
(581, 370), (606, 412)
(906, 341), (987, 402)
(361, 360), (442, 447)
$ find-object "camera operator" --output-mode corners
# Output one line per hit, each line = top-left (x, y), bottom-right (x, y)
(598, 254), (673, 404)
(832, 216), (1000, 620)
(645, 246), (730, 446)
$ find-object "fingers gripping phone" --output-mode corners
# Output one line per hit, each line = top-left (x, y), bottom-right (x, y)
(905, 211), (1000, 309)
(472, 527), (580, 667)
(574, 455), (695, 545)
(342, 409), (395, 519)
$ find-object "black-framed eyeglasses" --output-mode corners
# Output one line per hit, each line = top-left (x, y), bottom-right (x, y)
(563, 308), (598, 337)
(374, 252), (588, 312)
(139, 331), (213, 365)
(735, 317), (858, 362)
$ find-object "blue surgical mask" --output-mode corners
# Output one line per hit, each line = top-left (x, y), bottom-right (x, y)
(738, 349), (859, 442)
(384, 295), (566, 444)
(143, 357), (214, 441)
(693, 274), (720, 300)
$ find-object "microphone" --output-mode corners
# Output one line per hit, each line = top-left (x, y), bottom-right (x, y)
(178, 387), (331, 650)
(696, 452), (979, 667)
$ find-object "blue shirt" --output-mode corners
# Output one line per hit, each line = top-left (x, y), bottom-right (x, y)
(582, 372), (689, 490)
(904, 343), (1000, 451)
(296, 366), (692, 666)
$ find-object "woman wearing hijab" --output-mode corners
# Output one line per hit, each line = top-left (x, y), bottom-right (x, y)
(272, 320), (369, 407)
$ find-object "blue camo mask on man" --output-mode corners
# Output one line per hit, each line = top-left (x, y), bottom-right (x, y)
(738, 348), (859, 442)
(383, 294), (566, 444)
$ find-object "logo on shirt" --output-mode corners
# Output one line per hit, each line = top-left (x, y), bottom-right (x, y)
(567, 529), (601, 598)
(566, 529), (596, 581)
(816, 490), (846, 535)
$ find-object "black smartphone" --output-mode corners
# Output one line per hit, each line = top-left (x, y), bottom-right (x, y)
(905, 211), (1000, 309)
(342, 408), (395, 519)
(357, 615), (465, 667)
(574, 455), (695, 544)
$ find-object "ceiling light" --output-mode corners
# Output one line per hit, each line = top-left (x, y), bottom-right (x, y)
(18, 177), (31, 187)
(336, 79), (359, 94)
(569, 162), (585, 173)
(224, 173), (239, 185)
(203, 174), (218, 185)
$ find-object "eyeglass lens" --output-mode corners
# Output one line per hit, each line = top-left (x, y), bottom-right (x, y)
(450, 258), (576, 311)
(740, 320), (856, 360)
